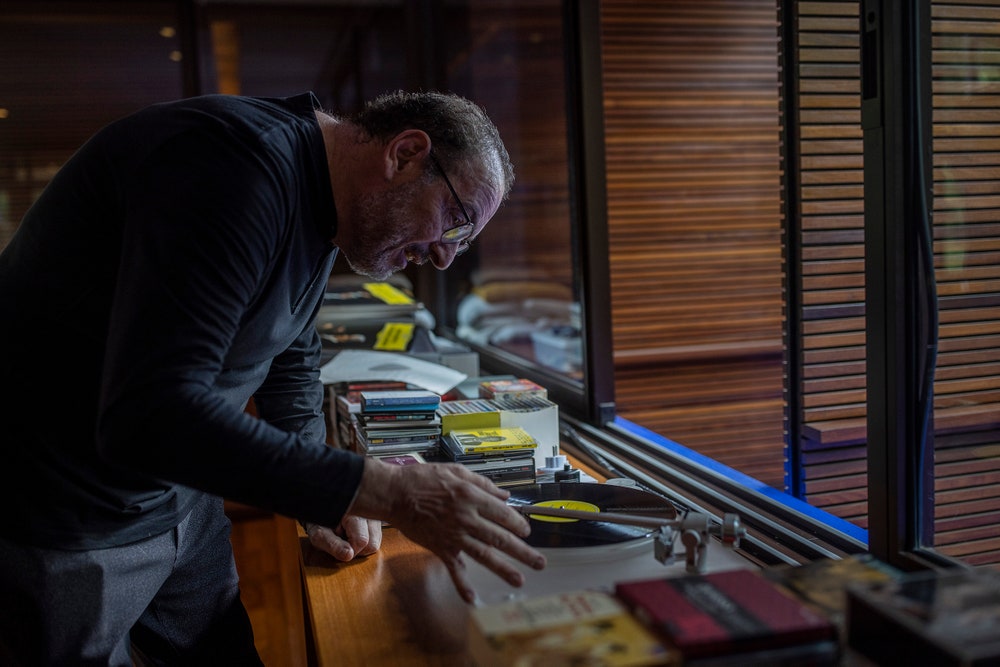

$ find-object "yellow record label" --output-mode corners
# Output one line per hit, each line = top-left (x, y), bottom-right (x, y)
(363, 282), (414, 304)
(373, 323), (414, 350)
(530, 500), (600, 523)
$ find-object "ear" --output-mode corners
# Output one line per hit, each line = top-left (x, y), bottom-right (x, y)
(383, 129), (431, 180)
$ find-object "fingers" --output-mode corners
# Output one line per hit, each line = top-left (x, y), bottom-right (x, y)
(404, 467), (546, 596)
(306, 517), (383, 561)
(354, 518), (382, 556)
(439, 552), (476, 604)
(457, 511), (546, 582)
(306, 523), (354, 560)
(350, 459), (547, 602)
(438, 525), (546, 604)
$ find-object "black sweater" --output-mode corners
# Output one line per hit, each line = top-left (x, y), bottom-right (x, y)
(0, 93), (364, 548)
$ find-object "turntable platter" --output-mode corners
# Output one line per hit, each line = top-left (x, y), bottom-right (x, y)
(507, 482), (677, 548)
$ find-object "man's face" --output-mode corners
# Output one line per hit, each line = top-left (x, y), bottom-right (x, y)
(342, 160), (501, 281)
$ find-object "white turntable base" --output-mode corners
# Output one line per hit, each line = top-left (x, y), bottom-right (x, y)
(467, 533), (753, 607)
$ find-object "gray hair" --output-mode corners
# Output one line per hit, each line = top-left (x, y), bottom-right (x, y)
(348, 90), (514, 199)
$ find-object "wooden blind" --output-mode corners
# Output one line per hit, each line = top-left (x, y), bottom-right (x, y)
(602, 0), (784, 356)
(601, 0), (787, 487)
(791, 0), (868, 521)
(792, 0), (1000, 564)
(929, 0), (1000, 565)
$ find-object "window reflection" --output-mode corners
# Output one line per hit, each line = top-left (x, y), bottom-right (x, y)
(438, 1), (583, 381)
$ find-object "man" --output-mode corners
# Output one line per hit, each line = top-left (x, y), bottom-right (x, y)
(0, 90), (546, 665)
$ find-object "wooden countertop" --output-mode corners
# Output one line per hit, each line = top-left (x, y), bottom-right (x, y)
(299, 526), (471, 666)
(296, 450), (758, 665)
(298, 511), (754, 666)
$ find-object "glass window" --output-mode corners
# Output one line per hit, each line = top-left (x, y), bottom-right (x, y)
(196, 2), (406, 107)
(597, 0), (1000, 568)
(434, 0), (608, 418)
(929, 1), (1000, 566)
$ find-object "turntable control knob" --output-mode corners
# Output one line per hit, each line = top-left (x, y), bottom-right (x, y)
(554, 464), (581, 483)
(720, 513), (746, 547)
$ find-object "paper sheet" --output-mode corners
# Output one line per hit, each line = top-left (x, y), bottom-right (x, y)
(319, 349), (467, 394)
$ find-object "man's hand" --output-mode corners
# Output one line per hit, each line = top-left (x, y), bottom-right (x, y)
(304, 516), (382, 561)
(348, 458), (546, 604)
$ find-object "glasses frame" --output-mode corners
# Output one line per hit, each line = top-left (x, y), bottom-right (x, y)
(430, 154), (475, 255)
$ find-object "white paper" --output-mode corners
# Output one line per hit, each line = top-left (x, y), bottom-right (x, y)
(319, 349), (467, 394)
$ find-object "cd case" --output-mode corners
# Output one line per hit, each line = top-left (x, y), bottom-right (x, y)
(467, 589), (673, 666)
(847, 567), (1000, 666)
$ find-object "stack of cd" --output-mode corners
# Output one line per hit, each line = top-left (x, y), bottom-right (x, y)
(353, 390), (442, 459)
(441, 426), (538, 487)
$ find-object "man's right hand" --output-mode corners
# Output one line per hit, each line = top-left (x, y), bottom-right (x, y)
(347, 458), (546, 604)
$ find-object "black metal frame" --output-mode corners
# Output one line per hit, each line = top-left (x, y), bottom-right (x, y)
(559, 0), (617, 425)
(860, 0), (947, 570)
(778, 0), (806, 499)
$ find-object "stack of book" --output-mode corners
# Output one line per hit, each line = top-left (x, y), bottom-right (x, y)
(441, 426), (538, 487)
(762, 553), (901, 632)
(352, 390), (442, 459)
(315, 277), (436, 365)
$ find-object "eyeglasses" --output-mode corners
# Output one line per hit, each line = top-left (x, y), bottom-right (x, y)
(430, 154), (475, 256)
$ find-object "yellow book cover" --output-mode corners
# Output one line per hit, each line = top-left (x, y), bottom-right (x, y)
(468, 590), (675, 666)
(448, 426), (538, 453)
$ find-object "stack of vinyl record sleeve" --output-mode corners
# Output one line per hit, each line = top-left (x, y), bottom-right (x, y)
(441, 426), (538, 487)
(353, 390), (442, 459)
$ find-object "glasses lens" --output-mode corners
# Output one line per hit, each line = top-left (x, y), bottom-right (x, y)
(441, 222), (474, 243)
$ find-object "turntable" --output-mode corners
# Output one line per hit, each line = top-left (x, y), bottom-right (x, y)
(468, 482), (752, 606)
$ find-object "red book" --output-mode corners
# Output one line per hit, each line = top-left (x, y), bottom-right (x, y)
(615, 569), (837, 661)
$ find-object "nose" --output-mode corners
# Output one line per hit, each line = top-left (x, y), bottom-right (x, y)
(429, 243), (456, 270)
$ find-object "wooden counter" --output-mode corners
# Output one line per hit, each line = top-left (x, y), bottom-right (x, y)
(299, 527), (471, 666)
(298, 513), (754, 666)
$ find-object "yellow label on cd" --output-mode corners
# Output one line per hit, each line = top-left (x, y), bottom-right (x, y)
(373, 323), (414, 350)
(530, 500), (600, 523)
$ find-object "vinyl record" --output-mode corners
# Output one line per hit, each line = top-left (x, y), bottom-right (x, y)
(508, 482), (677, 548)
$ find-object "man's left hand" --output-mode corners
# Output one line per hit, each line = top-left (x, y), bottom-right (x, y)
(304, 516), (382, 561)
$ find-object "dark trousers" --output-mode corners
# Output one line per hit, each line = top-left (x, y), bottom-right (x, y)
(0, 495), (263, 666)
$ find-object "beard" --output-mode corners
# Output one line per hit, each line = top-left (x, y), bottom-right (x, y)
(342, 176), (429, 281)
